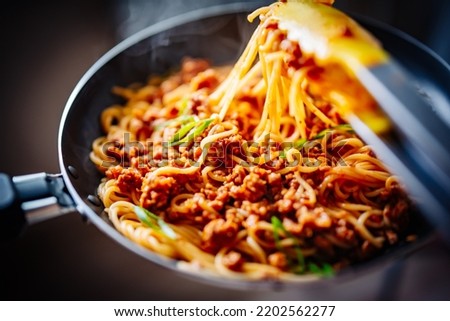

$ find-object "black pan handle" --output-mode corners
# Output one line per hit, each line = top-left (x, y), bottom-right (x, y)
(0, 172), (75, 240)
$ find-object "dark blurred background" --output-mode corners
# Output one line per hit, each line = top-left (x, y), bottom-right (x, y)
(1, 0), (450, 300)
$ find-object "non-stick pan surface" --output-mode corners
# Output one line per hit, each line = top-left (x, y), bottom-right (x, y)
(58, 3), (441, 289)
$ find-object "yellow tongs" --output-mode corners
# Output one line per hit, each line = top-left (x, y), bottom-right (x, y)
(274, 0), (450, 243)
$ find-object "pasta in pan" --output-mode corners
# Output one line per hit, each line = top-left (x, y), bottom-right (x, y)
(90, 0), (413, 280)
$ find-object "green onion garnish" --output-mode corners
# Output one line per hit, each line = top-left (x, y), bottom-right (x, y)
(169, 121), (197, 143)
(271, 216), (334, 277)
(170, 118), (213, 147)
(271, 216), (306, 274)
(313, 123), (354, 140)
(134, 206), (177, 239)
(177, 98), (190, 116)
(293, 138), (307, 149)
(153, 115), (196, 130)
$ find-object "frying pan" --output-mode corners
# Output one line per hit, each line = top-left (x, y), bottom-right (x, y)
(0, 2), (444, 290)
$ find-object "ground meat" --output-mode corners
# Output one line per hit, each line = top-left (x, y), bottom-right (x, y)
(229, 168), (269, 202)
(105, 165), (123, 180)
(243, 214), (260, 229)
(268, 252), (289, 270)
(227, 165), (246, 185)
(140, 175), (179, 210)
(204, 185), (230, 212)
(222, 251), (244, 271)
(105, 144), (128, 167)
(276, 198), (295, 215)
(267, 172), (282, 195)
(190, 69), (220, 91)
(180, 57), (210, 83)
(360, 240), (378, 259)
(116, 167), (143, 193)
(385, 230), (398, 245)
(240, 199), (273, 218)
(201, 218), (239, 253)
(314, 235), (335, 258)
(384, 199), (410, 231)
(159, 58), (211, 96)
(334, 219), (357, 246)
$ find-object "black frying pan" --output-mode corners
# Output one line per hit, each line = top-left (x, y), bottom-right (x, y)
(0, 2), (444, 290)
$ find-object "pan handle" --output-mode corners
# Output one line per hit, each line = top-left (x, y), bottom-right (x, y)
(0, 172), (76, 240)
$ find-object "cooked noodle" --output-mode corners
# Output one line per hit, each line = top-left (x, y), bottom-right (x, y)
(90, 1), (412, 280)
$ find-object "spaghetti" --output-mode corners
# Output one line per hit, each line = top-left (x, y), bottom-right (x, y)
(90, 0), (413, 280)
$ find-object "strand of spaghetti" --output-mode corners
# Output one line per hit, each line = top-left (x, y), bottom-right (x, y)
(294, 172), (317, 205)
(101, 183), (130, 207)
(215, 22), (266, 119)
(201, 166), (227, 183)
(333, 181), (350, 200)
(355, 190), (380, 208)
(299, 80), (336, 126)
(237, 60), (262, 90)
(130, 189), (140, 205)
(100, 106), (123, 132)
(259, 27), (282, 52)
(108, 201), (178, 257)
(279, 116), (299, 140)
(386, 175), (401, 190)
(185, 181), (198, 193)
(170, 193), (195, 213)
(248, 221), (277, 249)
(271, 59), (283, 137)
(359, 209), (384, 228)
(200, 124), (238, 149)
(208, 170), (227, 182)
(255, 54), (281, 140)
(171, 225), (202, 247)
(345, 214), (384, 248)
(173, 239), (215, 269)
(318, 174), (338, 195)
(337, 202), (373, 212)
(331, 166), (390, 182)
(344, 153), (387, 169)
(198, 197), (221, 216)
(201, 166), (216, 185)
(243, 236), (268, 264)
(324, 233), (353, 249)
(253, 50), (270, 136)
(247, 4), (271, 22)
(250, 77), (267, 96)
(149, 166), (199, 178)
(364, 187), (385, 198)
(277, 68), (290, 134)
(214, 248), (254, 279)
(113, 201), (217, 269)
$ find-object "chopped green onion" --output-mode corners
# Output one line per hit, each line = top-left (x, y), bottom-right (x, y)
(153, 115), (196, 130)
(308, 262), (334, 278)
(177, 98), (189, 116)
(293, 138), (307, 149)
(271, 216), (306, 273)
(170, 118), (213, 147)
(271, 216), (335, 277)
(321, 263), (335, 277)
(272, 216), (283, 250)
(307, 263), (322, 276)
(134, 206), (177, 239)
(169, 121), (196, 143)
(313, 123), (354, 140)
